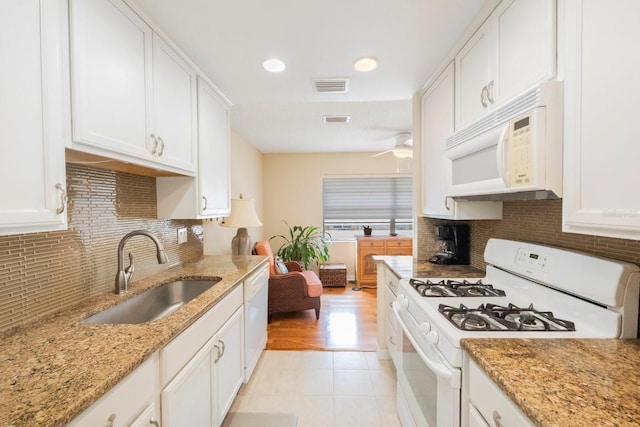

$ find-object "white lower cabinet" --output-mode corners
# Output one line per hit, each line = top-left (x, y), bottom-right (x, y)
(161, 337), (216, 426)
(129, 403), (160, 427)
(213, 308), (244, 424)
(160, 285), (244, 427)
(69, 284), (245, 427)
(376, 262), (401, 368)
(162, 306), (243, 427)
(462, 355), (534, 427)
(0, 0), (68, 236)
(67, 354), (159, 427)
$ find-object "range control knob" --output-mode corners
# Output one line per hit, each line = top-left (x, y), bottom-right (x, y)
(426, 330), (439, 344)
(418, 322), (431, 334)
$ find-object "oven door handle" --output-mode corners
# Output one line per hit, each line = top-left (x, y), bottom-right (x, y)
(393, 302), (461, 389)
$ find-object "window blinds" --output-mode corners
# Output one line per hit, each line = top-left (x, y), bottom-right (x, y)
(322, 176), (412, 220)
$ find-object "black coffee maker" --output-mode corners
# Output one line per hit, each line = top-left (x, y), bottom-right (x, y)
(429, 224), (470, 265)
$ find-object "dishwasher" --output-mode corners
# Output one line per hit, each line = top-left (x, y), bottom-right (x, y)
(243, 263), (269, 382)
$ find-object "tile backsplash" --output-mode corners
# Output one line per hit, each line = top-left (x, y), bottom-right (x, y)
(0, 164), (203, 333)
(417, 200), (640, 269)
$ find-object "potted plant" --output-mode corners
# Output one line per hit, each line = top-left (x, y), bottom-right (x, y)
(269, 222), (331, 270)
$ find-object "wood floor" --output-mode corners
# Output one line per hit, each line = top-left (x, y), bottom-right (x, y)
(266, 286), (378, 351)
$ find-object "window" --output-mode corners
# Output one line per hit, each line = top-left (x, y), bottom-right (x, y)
(323, 176), (413, 241)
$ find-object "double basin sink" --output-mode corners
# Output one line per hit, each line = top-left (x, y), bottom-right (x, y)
(83, 278), (222, 324)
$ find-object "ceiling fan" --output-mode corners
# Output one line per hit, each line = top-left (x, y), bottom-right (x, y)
(371, 132), (413, 158)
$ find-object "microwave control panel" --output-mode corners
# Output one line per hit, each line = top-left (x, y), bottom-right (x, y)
(508, 115), (534, 187)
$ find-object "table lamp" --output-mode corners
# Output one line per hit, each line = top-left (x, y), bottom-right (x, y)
(221, 194), (262, 255)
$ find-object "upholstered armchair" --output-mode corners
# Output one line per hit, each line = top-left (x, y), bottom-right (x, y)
(253, 241), (323, 321)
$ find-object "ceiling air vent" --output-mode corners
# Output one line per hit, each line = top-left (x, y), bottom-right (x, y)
(314, 78), (350, 93)
(323, 115), (351, 124)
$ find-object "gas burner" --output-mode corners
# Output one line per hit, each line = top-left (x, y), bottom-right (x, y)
(438, 303), (576, 332)
(408, 278), (506, 297)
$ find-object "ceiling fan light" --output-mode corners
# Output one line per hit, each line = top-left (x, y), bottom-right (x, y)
(393, 148), (413, 158)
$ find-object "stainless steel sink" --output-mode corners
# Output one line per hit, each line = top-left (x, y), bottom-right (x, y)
(83, 278), (222, 324)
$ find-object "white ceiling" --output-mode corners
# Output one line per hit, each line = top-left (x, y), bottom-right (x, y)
(130, 0), (488, 154)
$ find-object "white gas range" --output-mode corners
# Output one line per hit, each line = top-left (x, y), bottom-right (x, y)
(392, 238), (640, 427)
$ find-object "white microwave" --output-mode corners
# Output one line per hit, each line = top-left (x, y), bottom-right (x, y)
(444, 81), (563, 200)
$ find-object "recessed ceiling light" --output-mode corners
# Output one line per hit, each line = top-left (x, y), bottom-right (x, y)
(263, 58), (286, 73)
(353, 56), (378, 72)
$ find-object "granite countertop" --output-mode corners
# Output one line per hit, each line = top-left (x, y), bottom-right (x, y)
(462, 338), (640, 427)
(373, 255), (485, 279)
(0, 255), (268, 427)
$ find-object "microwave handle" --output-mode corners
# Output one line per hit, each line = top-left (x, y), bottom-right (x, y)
(496, 123), (510, 186)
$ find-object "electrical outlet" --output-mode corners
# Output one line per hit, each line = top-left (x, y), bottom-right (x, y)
(177, 228), (188, 244)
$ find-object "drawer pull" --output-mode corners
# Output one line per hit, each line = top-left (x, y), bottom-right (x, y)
(493, 410), (503, 427)
(106, 414), (116, 427)
(150, 417), (160, 427)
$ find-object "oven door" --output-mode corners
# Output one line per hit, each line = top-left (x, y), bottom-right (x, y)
(393, 301), (461, 427)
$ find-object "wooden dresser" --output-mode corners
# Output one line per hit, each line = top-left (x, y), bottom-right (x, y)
(356, 236), (412, 287)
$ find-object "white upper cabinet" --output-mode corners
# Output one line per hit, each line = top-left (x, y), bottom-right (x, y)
(156, 78), (231, 219)
(421, 62), (502, 220)
(69, 0), (152, 160)
(455, 20), (493, 129)
(0, 0), (68, 235)
(562, 0), (640, 239)
(197, 79), (231, 217)
(68, 0), (196, 175)
(455, 0), (556, 130)
(152, 33), (197, 172)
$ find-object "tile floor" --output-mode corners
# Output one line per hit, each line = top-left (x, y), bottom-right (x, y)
(231, 350), (401, 427)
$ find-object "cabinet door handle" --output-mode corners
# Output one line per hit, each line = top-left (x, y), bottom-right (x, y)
(444, 197), (451, 211)
(389, 336), (395, 345)
(480, 86), (488, 108)
(202, 196), (208, 211)
(55, 183), (67, 215)
(214, 343), (221, 363)
(487, 80), (495, 104)
(149, 417), (160, 427)
(157, 136), (165, 157)
(219, 339), (226, 358)
(106, 413), (116, 427)
(150, 134), (158, 155)
(492, 410), (503, 427)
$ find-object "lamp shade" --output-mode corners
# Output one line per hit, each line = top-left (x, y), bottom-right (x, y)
(221, 195), (262, 228)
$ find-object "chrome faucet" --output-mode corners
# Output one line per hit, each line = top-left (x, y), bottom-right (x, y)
(115, 230), (169, 294)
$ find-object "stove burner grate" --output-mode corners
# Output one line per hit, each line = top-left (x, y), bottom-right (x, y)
(409, 278), (506, 297)
(439, 303), (576, 332)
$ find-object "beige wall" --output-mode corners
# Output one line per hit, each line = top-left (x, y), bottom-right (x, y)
(262, 152), (411, 277)
(204, 131), (264, 255)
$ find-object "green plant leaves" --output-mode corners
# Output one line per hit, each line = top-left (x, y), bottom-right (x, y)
(269, 222), (331, 270)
